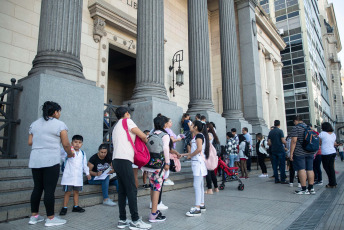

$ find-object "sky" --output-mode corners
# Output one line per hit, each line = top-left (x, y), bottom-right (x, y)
(328, 0), (344, 63)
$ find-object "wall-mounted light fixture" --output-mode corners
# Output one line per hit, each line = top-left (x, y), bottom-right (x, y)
(169, 50), (184, 97)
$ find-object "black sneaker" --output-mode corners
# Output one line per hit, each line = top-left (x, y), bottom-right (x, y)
(59, 207), (67, 216)
(72, 206), (85, 213)
(149, 210), (166, 222)
(200, 205), (206, 212)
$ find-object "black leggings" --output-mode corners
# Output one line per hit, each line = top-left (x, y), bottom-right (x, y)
(113, 159), (139, 222)
(31, 164), (60, 216)
(257, 153), (267, 174)
(206, 170), (218, 189)
(322, 153), (337, 186)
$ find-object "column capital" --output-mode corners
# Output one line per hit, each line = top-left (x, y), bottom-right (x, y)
(258, 42), (265, 52)
(274, 62), (284, 68)
(265, 53), (276, 62)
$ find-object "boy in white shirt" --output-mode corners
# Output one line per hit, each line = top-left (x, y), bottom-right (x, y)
(60, 135), (91, 215)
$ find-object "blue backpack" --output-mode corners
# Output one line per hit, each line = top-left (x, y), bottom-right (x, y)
(298, 124), (320, 152)
(61, 150), (85, 172)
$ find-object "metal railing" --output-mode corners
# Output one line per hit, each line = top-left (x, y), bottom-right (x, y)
(103, 99), (134, 152)
(0, 78), (23, 158)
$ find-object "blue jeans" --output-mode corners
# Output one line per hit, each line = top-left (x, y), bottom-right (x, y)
(339, 152), (344, 161)
(229, 154), (236, 168)
(88, 175), (118, 199)
(272, 152), (286, 182)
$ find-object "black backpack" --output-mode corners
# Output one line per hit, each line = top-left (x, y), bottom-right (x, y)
(212, 139), (222, 156)
(244, 141), (250, 157)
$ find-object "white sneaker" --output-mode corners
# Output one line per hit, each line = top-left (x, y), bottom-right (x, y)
(258, 174), (268, 178)
(164, 179), (175, 186)
(103, 199), (117, 206)
(117, 219), (130, 229)
(129, 219), (152, 230)
(28, 215), (44, 225)
(289, 183), (293, 187)
(149, 202), (168, 210)
(298, 183), (301, 188)
(45, 216), (66, 227)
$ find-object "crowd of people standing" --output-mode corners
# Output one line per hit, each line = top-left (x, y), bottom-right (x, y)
(26, 101), (342, 228)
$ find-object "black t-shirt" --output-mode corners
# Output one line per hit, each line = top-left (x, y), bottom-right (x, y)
(195, 133), (204, 144)
(89, 153), (111, 173)
(268, 127), (285, 154)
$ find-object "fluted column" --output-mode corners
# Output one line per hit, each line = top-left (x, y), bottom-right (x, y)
(187, 0), (215, 113)
(28, 0), (84, 78)
(131, 0), (168, 100)
(258, 43), (270, 127)
(266, 54), (277, 126)
(219, 0), (244, 119)
(274, 62), (287, 133)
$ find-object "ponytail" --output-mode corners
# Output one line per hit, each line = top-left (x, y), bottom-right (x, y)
(193, 120), (210, 159)
(181, 113), (189, 125)
(42, 101), (61, 121)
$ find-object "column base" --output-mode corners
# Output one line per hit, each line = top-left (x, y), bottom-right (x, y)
(188, 110), (226, 145)
(12, 70), (104, 158)
(226, 119), (252, 134)
(124, 97), (184, 152)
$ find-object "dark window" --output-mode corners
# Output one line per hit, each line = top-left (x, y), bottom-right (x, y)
(288, 11), (299, 18)
(293, 68), (305, 75)
(292, 57), (304, 65)
(286, 109), (296, 115)
(294, 82), (307, 88)
(283, 60), (292, 66)
(291, 44), (303, 52)
(284, 84), (294, 90)
(276, 15), (287, 22)
(290, 34), (302, 41)
(297, 107), (309, 113)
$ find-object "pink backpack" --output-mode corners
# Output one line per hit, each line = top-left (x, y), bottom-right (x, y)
(122, 119), (150, 168)
(203, 143), (218, 170)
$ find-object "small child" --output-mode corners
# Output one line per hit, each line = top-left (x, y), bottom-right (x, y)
(60, 135), (91, 215)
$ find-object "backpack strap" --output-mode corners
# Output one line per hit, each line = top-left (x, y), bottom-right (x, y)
(122, 118), (136, 154)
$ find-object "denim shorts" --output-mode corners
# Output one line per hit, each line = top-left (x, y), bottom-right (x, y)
(293, 154), (314, 171)
(63, 185), (82, 192)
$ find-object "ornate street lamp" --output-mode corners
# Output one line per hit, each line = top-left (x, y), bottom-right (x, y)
(169, 50), (184, 97)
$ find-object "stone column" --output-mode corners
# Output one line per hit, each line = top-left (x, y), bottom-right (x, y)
(131, 0), (168, 100)
(28, 0), (84, 79)
(187, 0), (215, 113)
(266, 54), (277, 126)
(218, 0), (251, 132)
(236, 0), (268, 134)
(14, 0), (104, 159)
(274, 62), (287, 134)
(258, 43), (270, 128)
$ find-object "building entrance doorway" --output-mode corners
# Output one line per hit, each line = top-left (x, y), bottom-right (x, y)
(107, 46), (136, 105)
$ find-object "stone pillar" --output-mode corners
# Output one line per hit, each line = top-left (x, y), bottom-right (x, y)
(274, 62), (287, 134)
(28, 0), (84, 79)
(266, 54), (277, 127)
(258, 43), (270, 128)
(236, 0), (268, 135)
(218, 0), (251, 132)
(131, 0), (168, 100)
(13, 0), (104, 158)
(187, 0), (215, 113)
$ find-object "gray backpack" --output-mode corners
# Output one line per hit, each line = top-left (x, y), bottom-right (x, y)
(145, 132), (167, 169)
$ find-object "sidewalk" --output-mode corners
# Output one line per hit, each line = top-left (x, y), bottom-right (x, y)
(1, 159), (343, 230)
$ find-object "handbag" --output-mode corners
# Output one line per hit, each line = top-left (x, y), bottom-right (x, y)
(122, 119), (150, 168)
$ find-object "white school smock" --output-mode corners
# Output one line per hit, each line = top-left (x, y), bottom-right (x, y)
(190, 134), (207, 177)
(61, 149), (90, 187)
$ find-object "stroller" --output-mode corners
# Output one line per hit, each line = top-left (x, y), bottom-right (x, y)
(215, 157), (244, 191)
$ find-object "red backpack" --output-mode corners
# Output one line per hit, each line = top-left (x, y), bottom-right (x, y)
(122, 119), (150, 168)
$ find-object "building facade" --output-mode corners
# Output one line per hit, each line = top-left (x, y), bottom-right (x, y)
(318, 0), (344, 142)
(0, 0), (286, 157)
(260, 0), (333, 132)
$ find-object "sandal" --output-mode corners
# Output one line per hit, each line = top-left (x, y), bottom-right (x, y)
(205, 189), (213, 194)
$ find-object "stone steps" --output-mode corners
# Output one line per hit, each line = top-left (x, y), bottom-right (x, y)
(0, 159), (194, 222)
(0, 178), (194, 222)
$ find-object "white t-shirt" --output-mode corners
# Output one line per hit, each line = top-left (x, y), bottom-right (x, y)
(319, 131), (336, 155)
(339, 145), (344, 152)
(29, 117), (68, 168)
(112, 118), (137, 162)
